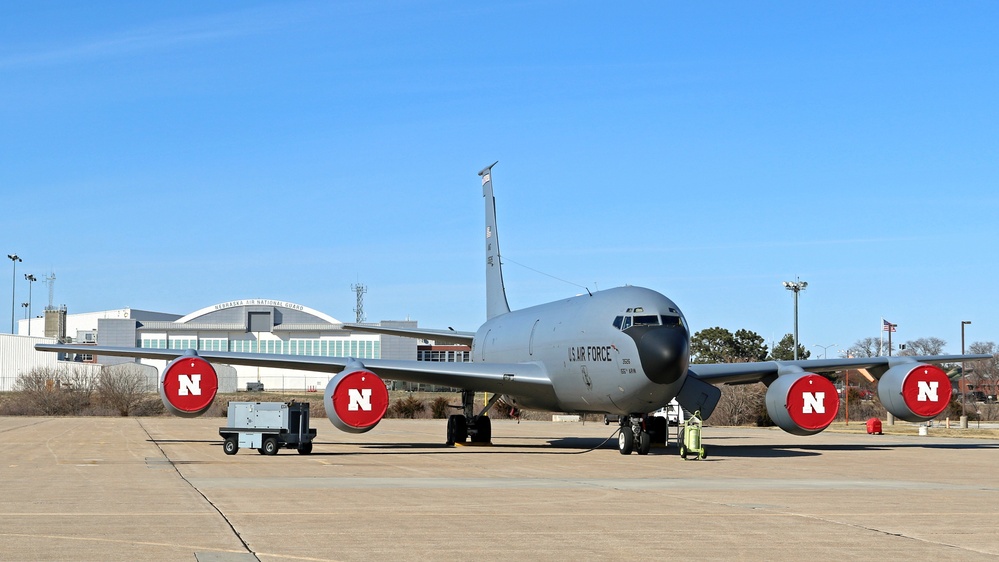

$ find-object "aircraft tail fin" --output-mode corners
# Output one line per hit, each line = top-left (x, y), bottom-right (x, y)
(479, 162), (511, 319)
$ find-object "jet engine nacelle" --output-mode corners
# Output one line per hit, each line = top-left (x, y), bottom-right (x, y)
(765, 372), (840, 436)
(877, 363), (951, 422)
(323, 364), (390, 433)
(159, 354), (218, 417)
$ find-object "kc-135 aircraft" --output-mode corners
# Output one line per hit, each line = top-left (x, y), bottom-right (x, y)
(37, 163), (989, 455)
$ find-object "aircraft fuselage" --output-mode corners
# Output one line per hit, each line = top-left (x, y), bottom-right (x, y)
(472, 286), (690, 415)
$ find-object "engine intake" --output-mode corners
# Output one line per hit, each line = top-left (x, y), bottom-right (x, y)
(765, 372), (839, 436)
(877, 363), (951, 422)
(159, 354), (218, 417)
(323, 365), (389, 433)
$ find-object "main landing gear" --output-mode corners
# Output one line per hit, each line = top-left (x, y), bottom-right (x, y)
(617, 414), (668, 456)
(446, 390), (501, 446)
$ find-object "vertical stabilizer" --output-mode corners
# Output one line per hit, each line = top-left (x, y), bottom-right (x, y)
(479, 162), (511, 319)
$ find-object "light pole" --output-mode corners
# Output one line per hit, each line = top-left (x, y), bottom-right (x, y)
(25, 273), (36, 336)
(8, 254), (22, 334)
(21, 302), (28, 320)
(961, 320), (971, 419)
(839, 349), (851, 425)
(813, 343), (837, 359)
(783, 277), (807, 360)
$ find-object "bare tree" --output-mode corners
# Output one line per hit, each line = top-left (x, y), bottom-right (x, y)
(96, 364), (155, 416)
(710, 383), (769, 426)
(845, 337), (884, 358)
(966, 341), (998, 401)
(898, 337), (946, 356)
(12, 367), (64, 415)
(10, 366), (98, 415)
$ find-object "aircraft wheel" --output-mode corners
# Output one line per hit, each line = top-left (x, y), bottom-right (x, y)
(447, 415), (467, 446)
(647, 417), (668, 446)
(471, 416), (491, 443)
(618, 426), (634, 455)
(637, 431), (651, 455)
(262, 437), (279, 456)
(223, 437), (238, 456)
(297, 442), (313, 455)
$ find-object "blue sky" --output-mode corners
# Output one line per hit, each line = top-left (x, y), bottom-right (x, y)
(2, 1), (996, 355)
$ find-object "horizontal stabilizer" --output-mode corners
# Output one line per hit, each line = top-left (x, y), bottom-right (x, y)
(341, 324), (474, 346)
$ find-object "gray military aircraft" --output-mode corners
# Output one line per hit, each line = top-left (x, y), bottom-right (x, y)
(36, 163), (990, 454)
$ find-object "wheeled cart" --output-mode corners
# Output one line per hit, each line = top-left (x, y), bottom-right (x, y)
(678, 410), (707, 460)
(219, 401), (317, 455)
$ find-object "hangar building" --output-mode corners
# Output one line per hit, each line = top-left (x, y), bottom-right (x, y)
(6, 299), (419, 392)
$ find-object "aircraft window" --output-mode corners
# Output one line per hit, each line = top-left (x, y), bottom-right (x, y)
(661, 315), (681, 326)
(613, 316), (623, 329)
(621, 316), (633, 330)
(633, 315), (660, 326)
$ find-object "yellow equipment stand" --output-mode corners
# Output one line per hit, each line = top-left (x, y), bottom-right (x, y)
(679, 410), (707, 460)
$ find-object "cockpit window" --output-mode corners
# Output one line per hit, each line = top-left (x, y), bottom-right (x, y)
(616, 313), (683, 331)
(661, 315), (681, 326)
(633, 315), (660, 326)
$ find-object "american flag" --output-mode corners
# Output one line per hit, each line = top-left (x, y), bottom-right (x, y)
(882, 319), (896, 332)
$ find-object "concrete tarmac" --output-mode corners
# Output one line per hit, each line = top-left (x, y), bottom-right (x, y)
(2, 416), (998, 561)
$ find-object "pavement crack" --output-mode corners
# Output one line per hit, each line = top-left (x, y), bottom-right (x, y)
(792, 512), (991, 555)
(0, 418), (51, 434)
(135, 419), (260, 561)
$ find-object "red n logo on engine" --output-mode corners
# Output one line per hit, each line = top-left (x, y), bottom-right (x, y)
(785, 374), (839, 431)
(324, 368), (388, 433)
(348, 388), (373, 411)
(160, 355), (217, 417)
(801, 391), (827, 414)
(901, 365), (950, 417)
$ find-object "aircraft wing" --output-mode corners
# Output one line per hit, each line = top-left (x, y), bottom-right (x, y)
(33, 344), (553, 399)
(341, 324), (475, 345)
(688, 354), (992, 385)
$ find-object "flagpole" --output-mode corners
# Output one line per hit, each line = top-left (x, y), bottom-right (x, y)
(880, 317), (885, 356)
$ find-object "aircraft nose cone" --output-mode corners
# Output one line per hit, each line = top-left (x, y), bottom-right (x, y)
(632, 327), (689, 385)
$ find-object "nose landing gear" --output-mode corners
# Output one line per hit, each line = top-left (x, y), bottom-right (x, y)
(618, 416), (652, 455)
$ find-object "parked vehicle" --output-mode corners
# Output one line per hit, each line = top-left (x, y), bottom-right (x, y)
(652, 399), (686, 426)
(219, 401), (316, 455)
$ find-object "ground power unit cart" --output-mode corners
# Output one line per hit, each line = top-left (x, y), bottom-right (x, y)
(219, 401), (317, 455)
